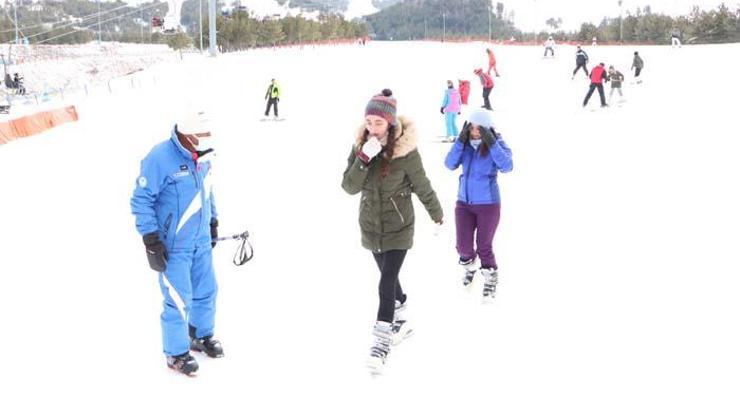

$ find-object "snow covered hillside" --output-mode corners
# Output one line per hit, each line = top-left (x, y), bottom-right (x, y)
(1, 41), (739, 415)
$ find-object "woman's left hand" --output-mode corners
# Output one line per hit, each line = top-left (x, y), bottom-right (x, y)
(479, 127), (499, 146)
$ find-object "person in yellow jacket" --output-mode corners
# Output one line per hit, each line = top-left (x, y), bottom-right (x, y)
(264, 79), (280, 118)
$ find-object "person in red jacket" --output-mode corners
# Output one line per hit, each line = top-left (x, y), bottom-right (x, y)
(486, 48), (500, 77)
(474, 68), (494, 110)
(583, 62), (608, 108)
(458, 79), (471, 105)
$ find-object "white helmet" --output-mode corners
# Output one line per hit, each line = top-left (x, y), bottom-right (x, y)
(176, 110), (213, 137)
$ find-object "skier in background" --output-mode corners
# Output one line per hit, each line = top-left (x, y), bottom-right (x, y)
(583, 62), (608, 108)
(474, 68), (494, 110)
(572, 46), (589, 79)
(632, 51), (644, 84)
(264, 78), (280, 118)
(486, 48), (500, 77)
(440, 80), (462, 142)
(543, 36), (555, 57)
(607, 65), (625, 103)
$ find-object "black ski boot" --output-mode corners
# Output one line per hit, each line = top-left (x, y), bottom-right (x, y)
(166, 352), (199, 375)
(189, 325), (224, 358)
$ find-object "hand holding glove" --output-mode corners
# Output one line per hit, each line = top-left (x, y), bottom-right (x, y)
(143, 232), (168, 272)
(358, 136), (383, 164)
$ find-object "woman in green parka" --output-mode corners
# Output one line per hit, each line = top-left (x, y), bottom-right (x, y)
(342, 89), (443, 374)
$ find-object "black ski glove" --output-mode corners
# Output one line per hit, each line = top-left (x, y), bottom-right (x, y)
(143, 232), (168, 272)
(457, 121), (471, 143)
(210, 218), (218, 248)
(440, 107), (445, 114)
(478, 126), (499, 147)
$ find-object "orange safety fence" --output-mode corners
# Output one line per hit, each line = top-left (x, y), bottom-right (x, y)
(0, 106), (78, 145)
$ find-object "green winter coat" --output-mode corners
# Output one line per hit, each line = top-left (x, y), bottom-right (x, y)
(342, 116), (443, 253)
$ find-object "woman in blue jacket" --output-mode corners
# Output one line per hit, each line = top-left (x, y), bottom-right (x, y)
(444, 109), (513, 301)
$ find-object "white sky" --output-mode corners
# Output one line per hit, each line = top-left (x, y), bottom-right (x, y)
(117, 0), (736, 31)
(503, 0), (737, 31)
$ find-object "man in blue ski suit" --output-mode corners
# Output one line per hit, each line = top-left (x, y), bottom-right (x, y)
(131, 111), (223, 375)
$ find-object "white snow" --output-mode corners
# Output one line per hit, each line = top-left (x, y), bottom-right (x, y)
(345, 0), (379, 20)
(3, 42), (178, 95)
(1, 41), (739, 415)
(241, 0), (307, 19)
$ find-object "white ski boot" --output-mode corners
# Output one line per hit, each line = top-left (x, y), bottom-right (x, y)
(481, 267), (499, 303)
(391, 300), (413, 346)
(459, 258), (478, 288)
(367, 321), (393, 375)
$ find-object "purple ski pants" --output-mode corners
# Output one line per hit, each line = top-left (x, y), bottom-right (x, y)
(454, 201), (501, 269)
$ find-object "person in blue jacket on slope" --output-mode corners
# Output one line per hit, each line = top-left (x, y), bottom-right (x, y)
(444, 109), (513, 302)
(131, 110), (224, 376)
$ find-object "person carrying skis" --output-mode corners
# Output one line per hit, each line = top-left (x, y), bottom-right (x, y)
(458, 79), (471, 105)
(341, 89), (444, 374)
(444, 109), (513, 301)
(131, 110), (224, 376)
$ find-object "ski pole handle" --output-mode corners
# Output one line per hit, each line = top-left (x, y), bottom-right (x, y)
(212, 230), (249, 242)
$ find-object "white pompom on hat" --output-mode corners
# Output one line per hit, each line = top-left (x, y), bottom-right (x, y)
(176, 110), (213, 136)
(467, 108), (495, 130)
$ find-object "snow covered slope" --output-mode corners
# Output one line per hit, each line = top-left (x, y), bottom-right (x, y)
(1, 41), (738, 415)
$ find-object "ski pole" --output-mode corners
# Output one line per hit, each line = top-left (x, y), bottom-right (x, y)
(212, 229), (253, 266)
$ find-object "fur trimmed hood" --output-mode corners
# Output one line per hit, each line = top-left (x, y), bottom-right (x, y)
(354, 115), (418, 159)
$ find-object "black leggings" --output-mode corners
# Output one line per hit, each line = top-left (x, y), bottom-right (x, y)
(373, 250), (408, 323)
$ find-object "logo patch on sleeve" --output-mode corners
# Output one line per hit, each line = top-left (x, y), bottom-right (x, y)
(138, 176), (147, 188)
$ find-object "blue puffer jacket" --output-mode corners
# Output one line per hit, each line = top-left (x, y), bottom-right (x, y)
(131, 127), (217, 251)
(444, 138), (513, 204)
